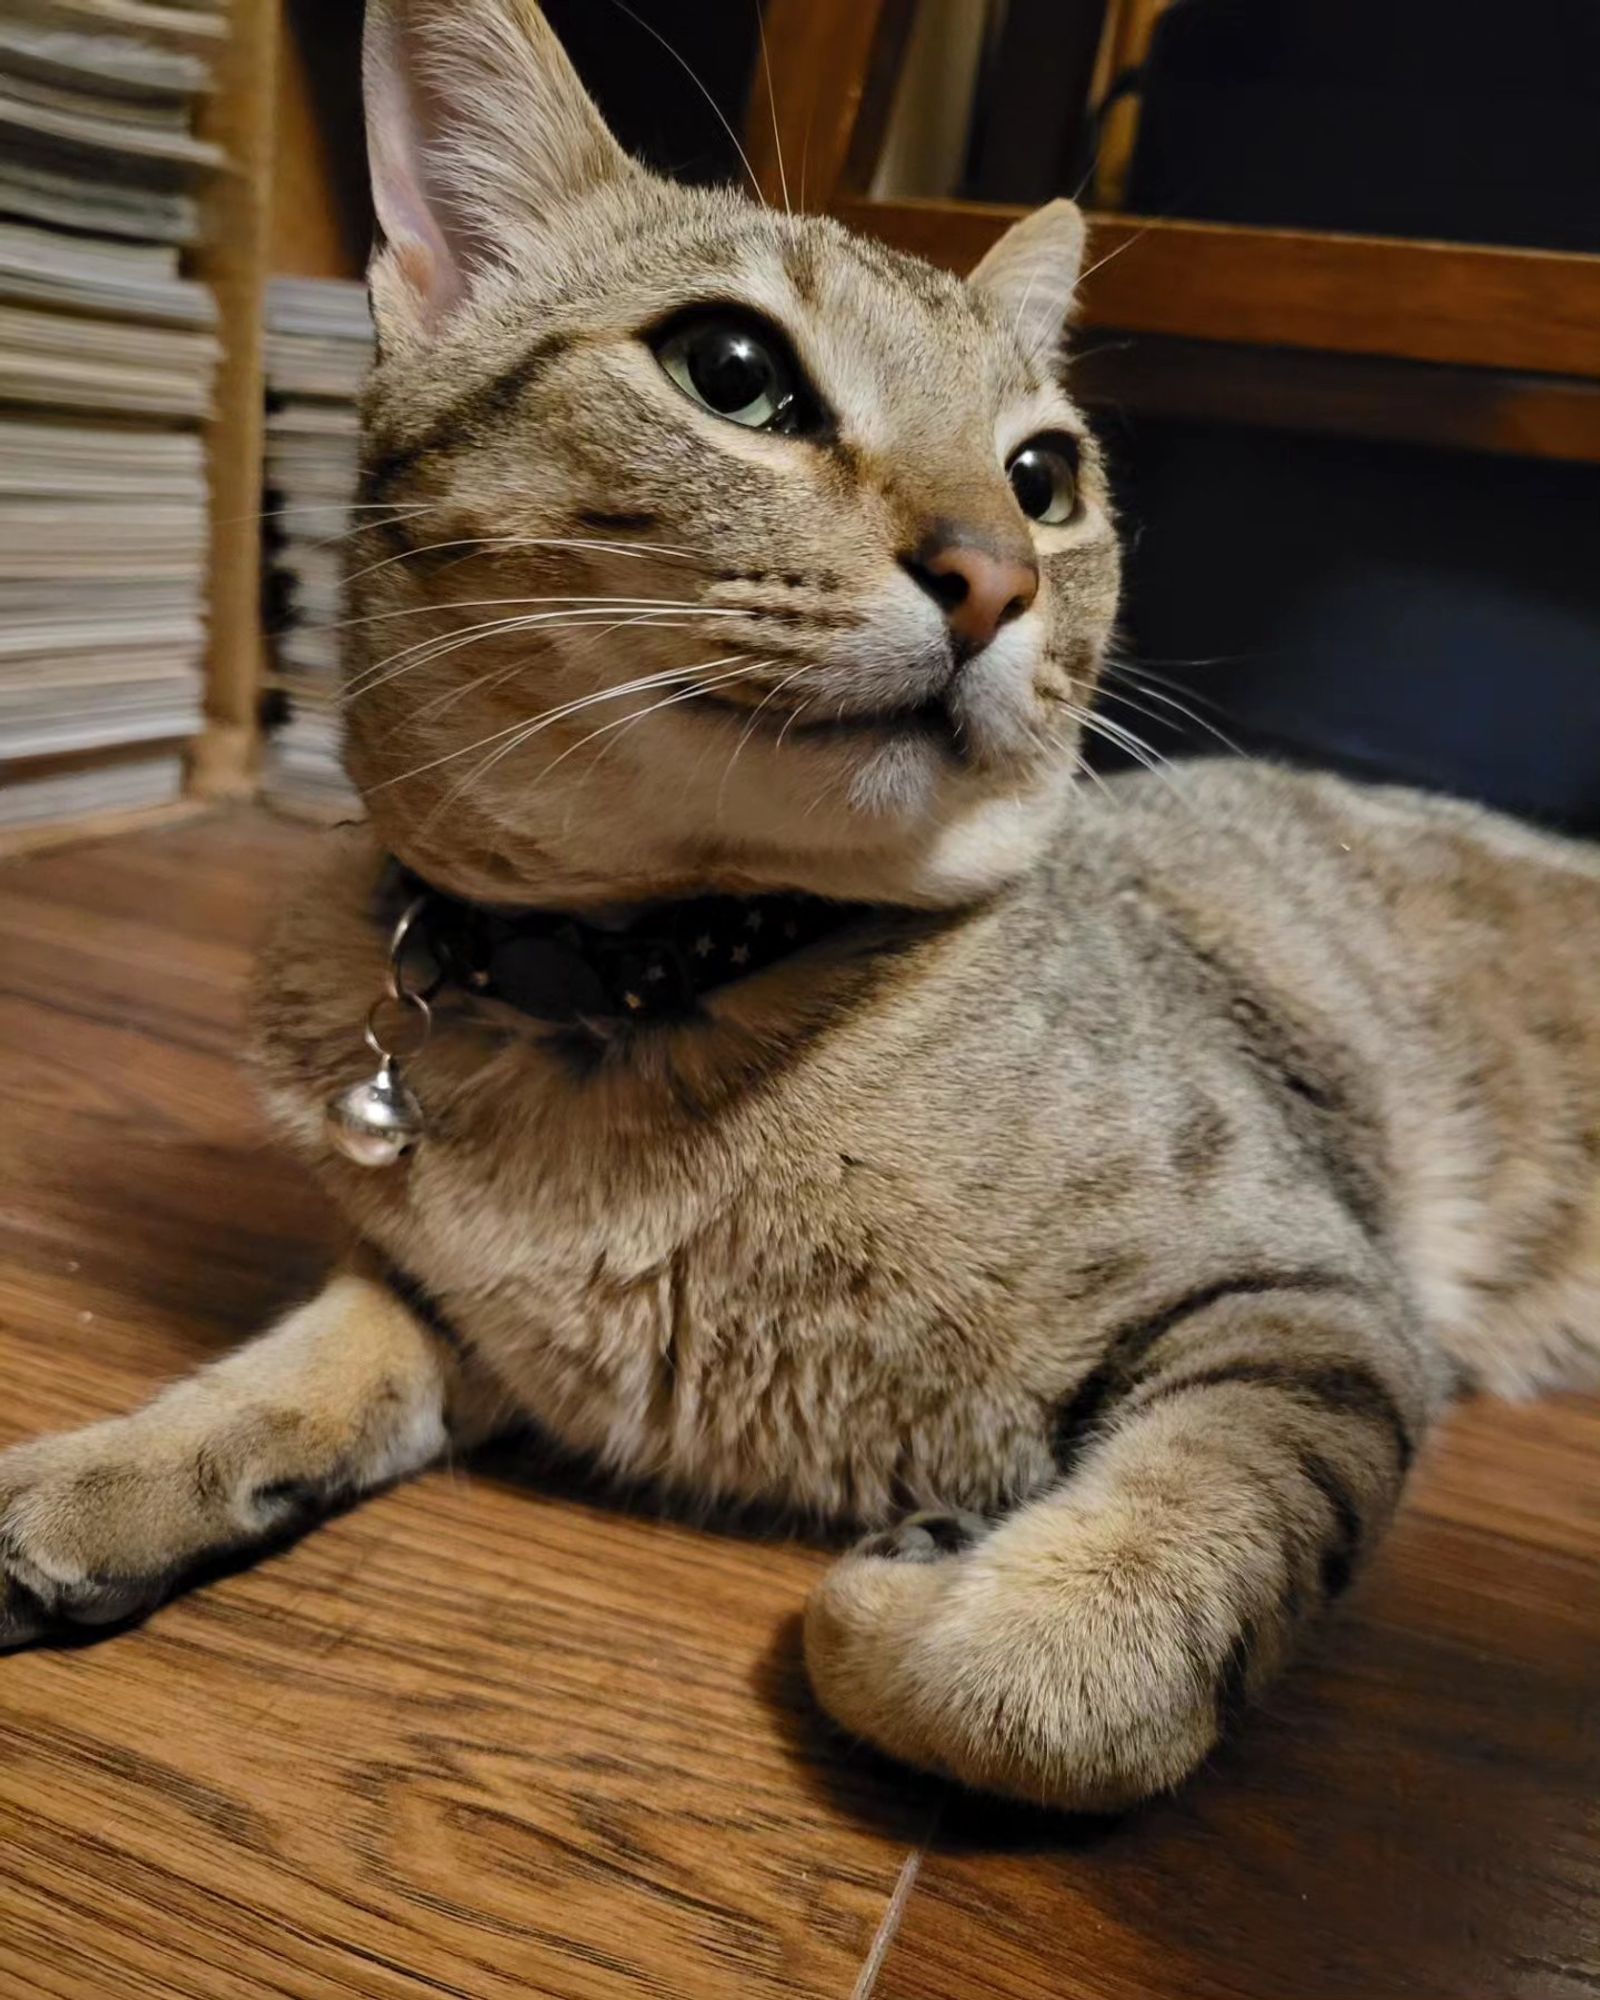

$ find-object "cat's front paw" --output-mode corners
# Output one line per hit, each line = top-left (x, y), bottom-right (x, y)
(805, 1496), (1240, 1812)
(0, 1432), (178, 1648)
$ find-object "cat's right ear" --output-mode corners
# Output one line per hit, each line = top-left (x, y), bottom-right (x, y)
(363, 0), (636, 345)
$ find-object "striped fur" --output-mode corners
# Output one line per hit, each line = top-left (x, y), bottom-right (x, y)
(5, 0), (1600, 1813)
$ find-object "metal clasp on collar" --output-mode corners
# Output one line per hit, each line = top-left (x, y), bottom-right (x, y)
(324, 895), (433, 1168)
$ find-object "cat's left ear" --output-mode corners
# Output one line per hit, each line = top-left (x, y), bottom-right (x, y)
(967, 199), (1086, 360)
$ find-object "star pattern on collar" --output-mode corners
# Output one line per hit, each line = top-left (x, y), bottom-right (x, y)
(383, 863), (863, 1029)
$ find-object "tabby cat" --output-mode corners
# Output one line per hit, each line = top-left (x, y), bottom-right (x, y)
(4, 0), (1599, 1812)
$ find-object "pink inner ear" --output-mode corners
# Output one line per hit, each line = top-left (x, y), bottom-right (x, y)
(364, 12), (471, 325)
(391, 233), (464, 319)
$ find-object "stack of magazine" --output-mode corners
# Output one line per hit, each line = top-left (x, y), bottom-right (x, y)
(0, 0), (224, 833)
(261, 274), (371, 818)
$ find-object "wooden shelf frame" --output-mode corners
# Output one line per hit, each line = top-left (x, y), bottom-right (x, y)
(836, 199), (1600, 382)
(188, 0), (283, 804)
(752, 0), (1600, 460)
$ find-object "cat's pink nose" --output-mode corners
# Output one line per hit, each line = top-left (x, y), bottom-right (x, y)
(904, 541), (1040, 654)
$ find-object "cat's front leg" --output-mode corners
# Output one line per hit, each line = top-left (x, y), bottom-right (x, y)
(0, 1253), (504, 1647)
(806, 1270), (1441, 1810)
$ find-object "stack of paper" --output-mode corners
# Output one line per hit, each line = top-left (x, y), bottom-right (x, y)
(261, 274), (372, 817)
(0, 0), (223, 831)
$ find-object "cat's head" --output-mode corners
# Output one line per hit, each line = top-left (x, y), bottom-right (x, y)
(348, 0), (1120, 909)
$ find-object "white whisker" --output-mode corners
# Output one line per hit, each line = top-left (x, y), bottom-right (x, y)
(344, 531), (702, 587)
(1099, 674), (1250, 761)
(399, 608), (703, 732)
(755, 0), (790, 215)
(1075, 220), (1155, 290)
(312, 590), (725, 650)
(609, 0), (766, 206)
(714, 660), (813, 822)
(432, 655), (764, 825)
(540, 658), (781, 798)
(342, 602), (743, 702)
(369, 663), (726, 793)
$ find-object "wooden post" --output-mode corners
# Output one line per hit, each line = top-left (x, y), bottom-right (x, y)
(189, 0), (281, 801)
(745, 0), (915, 210)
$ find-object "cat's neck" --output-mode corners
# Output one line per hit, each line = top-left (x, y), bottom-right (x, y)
(377, 855), (904, 1028)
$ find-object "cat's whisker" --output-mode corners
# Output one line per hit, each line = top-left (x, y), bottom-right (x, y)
(1074, 219), (1157, 290)
(344, 532), (704, 587)
(609, 0), (766, 206)
(548, 658), (783, 796)
(1069, 747), (1120, 808)
(1109, 647), (1252, 673)
(1012, 262), (1046, 353)
(774, 686), (825, 752)
(1062, 704), (1198, 814)
(754, 0), (791, 216)
(1076, 709), (1171, 776)
(342, 603), (743, 702)
(1105, 660), (1257, 747)
(310, 590), (724, 650)
(713, 661), (815, 821)
(435, 655), (766, 826)
(1103, 653), (1249, 708)
(797, 61), (816, 211)
(399, 608), (704, 734)
(374, 656), (755, 796)
(1098, 674), (1251, 762)
(358, 612), (739, 707)
(302, 521), (427, 556)
(560, 660), (784, 848)
(372, 668), (714, 794)
(347, 613), (737, 709)
(231, 499), (436, 533)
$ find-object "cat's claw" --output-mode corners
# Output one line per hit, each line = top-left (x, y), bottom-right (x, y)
(854, 1509), (991, 1563)
(0, 1446), (172, 1650)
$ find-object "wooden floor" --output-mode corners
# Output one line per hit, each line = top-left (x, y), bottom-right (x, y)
(1, 809), (1598, 2000)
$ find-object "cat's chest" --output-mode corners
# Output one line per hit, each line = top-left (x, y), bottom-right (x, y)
(351, 1039), (1054, 1514)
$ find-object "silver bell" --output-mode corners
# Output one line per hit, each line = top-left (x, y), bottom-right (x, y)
(325, 1057), (425, 1168)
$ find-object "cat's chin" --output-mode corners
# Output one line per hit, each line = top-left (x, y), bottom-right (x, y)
(686, 684), (968, 767)
(705, 777), (1074, 910)
(372, 764), (1071, 915)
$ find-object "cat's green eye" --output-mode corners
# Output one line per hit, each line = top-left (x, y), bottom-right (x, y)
(1007, 435), (1080, 526)
(654, 313), (800, 432)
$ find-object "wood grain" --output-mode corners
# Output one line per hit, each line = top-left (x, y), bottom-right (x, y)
(0, 797), (208, 865)
(836, 199), (1600, 379)
(0, 812), (927, 2000)
(1, 811), (1597, 2000)
(1071, 337), (1600, 465)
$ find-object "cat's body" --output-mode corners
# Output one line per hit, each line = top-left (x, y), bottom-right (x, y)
(248, 760), (1600, 1804)
(3, 0), (1597, 1811)
(260, 763), (1600, 1519)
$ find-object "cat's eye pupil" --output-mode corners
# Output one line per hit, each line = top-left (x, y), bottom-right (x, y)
(689, 329), (771, 415)
(655, 313), (801, 431)
(1009, 450), (1055, 520)
(1007, 437), (1079, 526)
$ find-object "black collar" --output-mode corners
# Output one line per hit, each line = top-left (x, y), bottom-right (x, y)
(378, 861), (866, 1025)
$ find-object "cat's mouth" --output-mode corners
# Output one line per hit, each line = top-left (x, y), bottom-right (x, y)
(686, 686), (965, 759)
